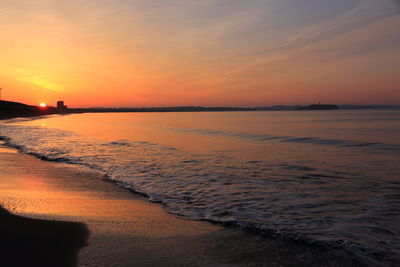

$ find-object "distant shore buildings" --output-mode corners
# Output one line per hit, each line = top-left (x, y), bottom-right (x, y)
(57, 101), (68, 111)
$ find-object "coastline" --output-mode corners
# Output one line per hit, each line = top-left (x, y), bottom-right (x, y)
(0, 143), (364, 266)
(2, 99), (400, 120)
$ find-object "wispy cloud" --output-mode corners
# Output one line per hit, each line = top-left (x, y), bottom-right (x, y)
(1, 0), (399, 105)
(224, 0), (400, 76)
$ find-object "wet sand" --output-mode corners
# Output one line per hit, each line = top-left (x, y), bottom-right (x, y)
(0, 145), (362, 266)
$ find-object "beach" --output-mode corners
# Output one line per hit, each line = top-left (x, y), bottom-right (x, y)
(0, 143), (363, 266)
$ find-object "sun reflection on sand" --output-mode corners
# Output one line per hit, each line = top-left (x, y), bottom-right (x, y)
(0, 147), (221, 238)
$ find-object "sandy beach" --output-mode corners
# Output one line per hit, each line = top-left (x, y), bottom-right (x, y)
(0, 144), (362, 266)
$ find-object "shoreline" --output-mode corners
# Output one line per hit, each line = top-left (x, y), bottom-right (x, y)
(0, 143), (363, 266)
(2, 99), (400, 121)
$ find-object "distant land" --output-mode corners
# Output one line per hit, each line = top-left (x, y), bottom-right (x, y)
(0, 100), (58, 119)
(296, 104), (338, 110)
(1, 100), (399, 119)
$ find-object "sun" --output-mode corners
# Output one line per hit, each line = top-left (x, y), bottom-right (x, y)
(39, 102), (46, 107)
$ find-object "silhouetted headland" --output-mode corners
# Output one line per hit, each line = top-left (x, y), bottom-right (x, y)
(0, 100), (60, 119)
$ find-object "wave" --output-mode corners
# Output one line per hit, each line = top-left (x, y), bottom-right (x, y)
(1, 123), (399, 266)
(175, 128), (400, 154)
(1, 114), (62, 124)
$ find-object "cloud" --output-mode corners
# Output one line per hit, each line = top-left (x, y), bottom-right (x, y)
(224, 0), (400, 76)
(1, 0), (399, 105)
(254, 0), (397, 55)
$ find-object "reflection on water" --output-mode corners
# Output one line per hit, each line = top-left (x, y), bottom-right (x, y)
(1, 110), (399, 265)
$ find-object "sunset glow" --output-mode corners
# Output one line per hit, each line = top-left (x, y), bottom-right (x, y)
(0, 0), (399, 107)
(1, 2), (399, 265)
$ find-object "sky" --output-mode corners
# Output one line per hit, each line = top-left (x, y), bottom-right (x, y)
(0, 0), (399, 107)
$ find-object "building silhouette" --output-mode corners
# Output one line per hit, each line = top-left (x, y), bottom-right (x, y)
(57, 101), (68, 111)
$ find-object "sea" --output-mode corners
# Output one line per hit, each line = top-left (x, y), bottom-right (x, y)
(1, 110), (399, 266)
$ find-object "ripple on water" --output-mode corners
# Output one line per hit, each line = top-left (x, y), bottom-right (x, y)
(1, 123), (400, 265)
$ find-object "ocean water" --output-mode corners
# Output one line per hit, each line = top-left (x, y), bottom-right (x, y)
(1, 110), (399, 266)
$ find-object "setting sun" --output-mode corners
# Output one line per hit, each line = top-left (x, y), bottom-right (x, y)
(39, 102), (46, 108)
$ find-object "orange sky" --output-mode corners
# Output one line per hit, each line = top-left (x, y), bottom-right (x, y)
(1, 0), (399, 107)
